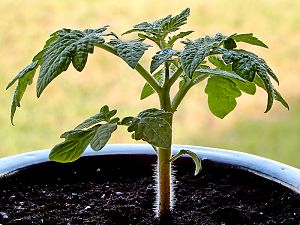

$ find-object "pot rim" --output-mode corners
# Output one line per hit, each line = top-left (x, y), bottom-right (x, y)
(1, 144), (300, 194)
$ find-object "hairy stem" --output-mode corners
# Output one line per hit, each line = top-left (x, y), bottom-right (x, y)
(157, 146), (172, 217)
(157, 62), (173, 218)
(95, 43), (162, 94)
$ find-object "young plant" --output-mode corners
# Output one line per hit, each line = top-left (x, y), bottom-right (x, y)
(7, 8), (288, 221)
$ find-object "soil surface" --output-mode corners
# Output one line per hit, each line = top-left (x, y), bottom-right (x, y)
(0, 155), (299, 225)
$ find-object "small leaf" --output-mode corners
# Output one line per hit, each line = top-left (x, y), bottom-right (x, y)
(7, 61), (39, 124)
(168, 31), (194, 46)
(49, 129), (95, 163)
(231, 33), (268, 48)
(150, 49), (179, 73)
(108, 39), (151, 69)
(127, 109), (172, 148)
(254, 75), (288, 110)
(180, 33), (227, 78)
(123, 8), (190, 37)
(205, 76), (242, 118)
(90, 123), (117, 151)
(224, 38), (237, 50)
(208, 56), (232, 71)
(74, 106), (117, 130)
(170, 149), (201, 175)
(37, 26), (108, 97)
(140, 70), (163, 100)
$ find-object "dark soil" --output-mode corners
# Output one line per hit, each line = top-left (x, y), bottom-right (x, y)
(0, 155), (299, 225)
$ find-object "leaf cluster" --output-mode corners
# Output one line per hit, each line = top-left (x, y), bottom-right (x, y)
(6, 8), (288, 166)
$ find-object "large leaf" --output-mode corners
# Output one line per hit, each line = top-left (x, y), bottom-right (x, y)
(49, 106), (119, 162)
(90, 123), (117, 150)
(205, 76), (242, 118)
(222, 49), (281, 112)
(222, 49), (279, 84)
(6, 61), (39, 124)
(37, 26), (108, 97)
(49, 128), (95, 163)
(230, 33), (268, 48)
(108, 39), (151, 69)
(140, 70), (163, 100)
(150, 49), (179, 73)
(126, 109), (172, 148)
(180, 33), (227, 78)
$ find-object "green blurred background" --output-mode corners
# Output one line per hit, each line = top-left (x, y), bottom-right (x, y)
(0, 0), (299, 168)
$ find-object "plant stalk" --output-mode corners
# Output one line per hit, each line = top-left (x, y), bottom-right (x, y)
(157, 62), (173, 218)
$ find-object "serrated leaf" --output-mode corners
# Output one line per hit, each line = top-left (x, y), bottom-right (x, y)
(6, 61), (39, 124)
(168, 31), (193, 46)
(37, 26), (108, 97)
(231, 33), (268, 48)
(90, 123), (117, 151)
(164, 8), (190, 33)
(127, 108), (172, 148)
(140, 70), (163, 100)
(49, 129), (95, 163)
(123, 8), (190, 37)
(108, 39), (151, 69)
(170, 149), (201, 175)
(150, 49), (179, 73)
(74, 106), (117, 130)
(205, 76), (241, 118)
(222, 49), (279, 84)
(254, 75), (288, 110)
(180, 33), (227, 78)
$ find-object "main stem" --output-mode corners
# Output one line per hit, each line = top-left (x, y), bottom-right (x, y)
(157, 63), (173, 218)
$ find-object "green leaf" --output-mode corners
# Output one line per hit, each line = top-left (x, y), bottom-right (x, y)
(49, 129), (95, 163)
(224, 38), (237, 50)
(168, 31), (193, 46)
(164, 8), (190, 33)
(205, 76), (242, 118)
(180, 33), (227, 78)
(127, 109), (172, 148)
(7, 61), (39, 124)
(254, 75), (289, 110)
(230, 33), (268, 48)
(37, 26), (108, 97)
(108, 39), (151, 69)
(222, 49), (279, 84)
(74, 105), (117, 130)
(140, 70), (163, 100)
(208, 56), (232, 71)
(123, 8), (190, 37)
(170, 149), (201, 175)
(231, 79), (256, 95)
(90, 123), (117, 151)
(150, 49), (179, 73)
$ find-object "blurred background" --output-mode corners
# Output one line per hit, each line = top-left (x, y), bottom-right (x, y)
(0, 0), (299, 168)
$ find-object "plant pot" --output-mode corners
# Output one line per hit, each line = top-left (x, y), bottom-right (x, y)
(0, 144), (299, 225)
